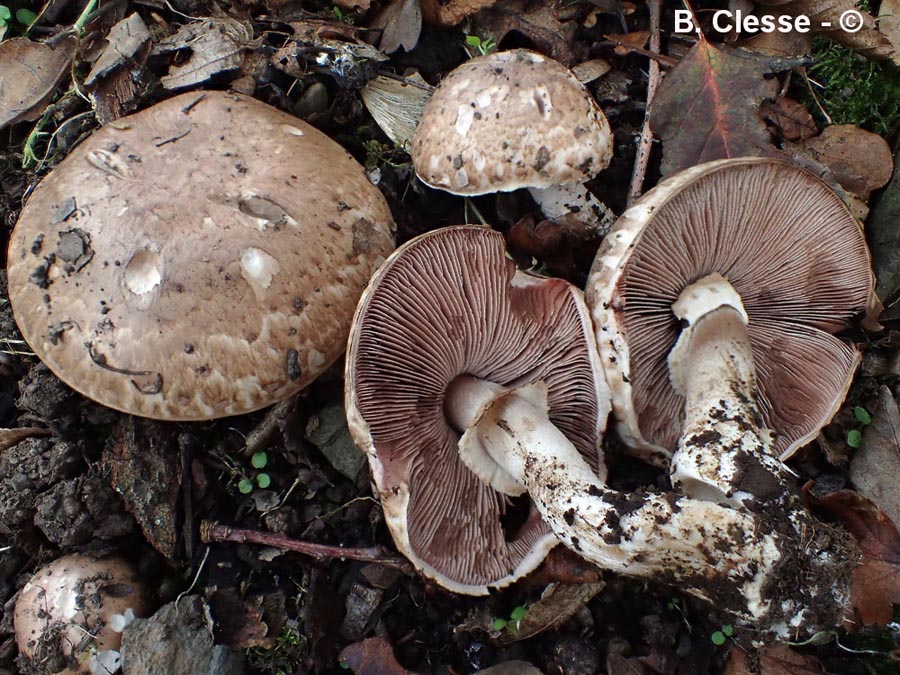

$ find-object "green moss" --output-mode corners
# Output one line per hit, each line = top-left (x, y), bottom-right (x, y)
(806, 37), (900, 136)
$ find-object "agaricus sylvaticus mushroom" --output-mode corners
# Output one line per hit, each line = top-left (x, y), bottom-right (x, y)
(346, 225), (856, 634)
(346, 225), (609, 594)
(411, 50), (614, 227)
(14, 554), (147, 675)
(7, 90), (395, 420)
(588, 158), (874, 492)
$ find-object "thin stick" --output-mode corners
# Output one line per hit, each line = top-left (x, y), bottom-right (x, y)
(627, 0), (663, 205)
(200, 520), (413, 573)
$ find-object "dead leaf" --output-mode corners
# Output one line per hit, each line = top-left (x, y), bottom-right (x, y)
(761, 96), (818, 141)
(605, 30), (649, 56)
(496, 582), (605, 644)
(725, 644), (825, 675)
(472, 0), (581, 65)
(420, 0), (499, 27)
(794, 125), (893, 201)
(880, 0), (900, 54)
(650, 37), (779, 175)
(868, 134), (900, 303)
(739, 23), (812, 58)
(0, 36), (76, 130)
(757, 0), (897, 63)
(360, 73), (431, 149)
(475, 662), (543, 674)
(103, 417), (181, 561)
(0, 427), (51, 452)
(154, 17), (254, 90)
(85, 13), (151, 86)
(370, 0), (422, 54)
(810, 489), (900, 627)
(208, 588), (286, 649)
(571, 58), (611, 83)
(850, 387), (900, 529)
(339, 636), (417, 674)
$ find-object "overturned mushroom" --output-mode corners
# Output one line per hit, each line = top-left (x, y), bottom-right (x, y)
(346, 225), (609, 594)
(7, 90), (395, 420)
(346, 225), (856, 635)
(587, 158), (874, 475)
(14, 554), (148, 675)
(411, 50), (614, 228)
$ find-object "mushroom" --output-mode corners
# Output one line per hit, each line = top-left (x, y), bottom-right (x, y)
(411, 49), (614, 229)
(14, 554), (148, 675)
(587, 157), (875, 485)
(7, 90), (395, 420)
(346, 225), (857, 634)
(346, 225), (609, 594)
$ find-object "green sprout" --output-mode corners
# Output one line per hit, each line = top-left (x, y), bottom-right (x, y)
(491, 605), (528, 633)
(465, 34), (497, 57)
(711, 624), (734, 646)
(847, 405), (872, 449)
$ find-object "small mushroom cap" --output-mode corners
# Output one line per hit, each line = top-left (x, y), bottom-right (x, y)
(346, 226), (609, 594)
(14, 554), (147, 674)
(8, 91), (395, 420)
(411, 50), (612, 195)
(587, 158), (875, 462)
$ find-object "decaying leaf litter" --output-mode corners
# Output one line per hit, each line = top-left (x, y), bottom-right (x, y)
(1, 0), (900, 672)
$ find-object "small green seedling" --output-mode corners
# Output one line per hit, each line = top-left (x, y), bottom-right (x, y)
(491, 605), (528, 633)
(847, 405), (872, 448)
(465, 34), (497, 56)
(711, 624), (734, 646)
(231, 451), (272, 494)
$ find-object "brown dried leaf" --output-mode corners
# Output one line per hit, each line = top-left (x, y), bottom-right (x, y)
(757, 0), (897, 63)
(154, 17), (254, 90)
(103, 417), (181, 561)
(420, 0), (499, 26)
(811, 489), (900, 627)
(761, 96), (818, 141)
(725, 644), (825, 675)
(880, 0), (900, 54)
(370, 0), (422, 55)
(794, 125), (893, 201)
(496, 582), (605, 644)
(0, 37), (75, 130)
(339, 636), (417, 674)
(360, 73), (431, 150)
(650, 37), (779, 175)
(85, 13), (151, 86)
(0, 427), (51, 452)
(850, 386), (900, 530)
(472, 0), (581, 65)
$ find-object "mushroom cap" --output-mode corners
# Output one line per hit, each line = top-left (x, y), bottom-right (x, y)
(587, 158), (875, 462)
(8, 91), (395, 420)
(346, 226), (610, 594)
(411, 50), (613, 196)
(14, 554), (147, 674)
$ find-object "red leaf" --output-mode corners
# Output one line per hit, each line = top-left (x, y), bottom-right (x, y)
(810, 489), (900, 627)
(650, 36), (780, 175)
(339, 637), (417, 675)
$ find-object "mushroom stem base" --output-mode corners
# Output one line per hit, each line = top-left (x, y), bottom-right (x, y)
(453, 378), (854, 635)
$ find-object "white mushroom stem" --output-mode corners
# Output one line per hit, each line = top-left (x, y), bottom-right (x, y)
(527, 183), (615, 233)
(445, 374), (853, 635)
(668, 274), (794, 510)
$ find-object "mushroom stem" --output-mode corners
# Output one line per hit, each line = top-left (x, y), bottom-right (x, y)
(668, 274), (794, 510)
(445, 375), (853, 635)
(527, 184), (615, 232)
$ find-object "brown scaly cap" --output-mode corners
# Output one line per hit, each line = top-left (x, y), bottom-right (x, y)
(345, 226), (608, 594)
(411, 49), (612, 195)
(7, 91), (395, 420)
(587, 157), (875, 462)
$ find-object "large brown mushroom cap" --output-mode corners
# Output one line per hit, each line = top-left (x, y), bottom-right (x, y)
(587, 158), (874, 462)
(8, 91), (395, 420)
(346, 226), (609, 594)
(411, 50), (612, 195)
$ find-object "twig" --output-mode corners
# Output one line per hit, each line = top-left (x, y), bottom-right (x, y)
(200, 520), (413, 573)
(627, 0), (663, 205)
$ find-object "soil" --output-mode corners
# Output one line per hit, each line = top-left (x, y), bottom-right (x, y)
(1, 0), (900, 674)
